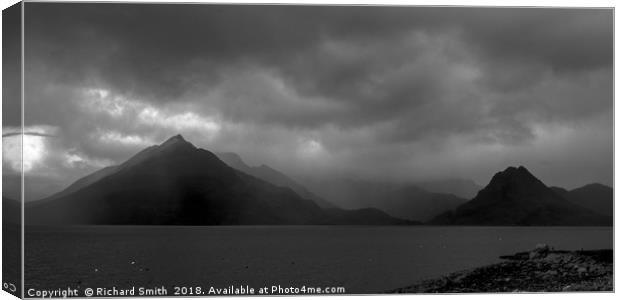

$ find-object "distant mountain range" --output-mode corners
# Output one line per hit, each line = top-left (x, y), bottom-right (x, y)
(216, 154), (478, 221)
(215, 152), (336, 208)
(551, 184), (613, 217)
(430, 166), (612, 226)
(25, 135), (411, 225)
(301, 178), (468, 222)
(414, 179), (482, 200)
(386, 185), (468, 222)
(24, 135), (612, 227)
(215, 152), (483, 222)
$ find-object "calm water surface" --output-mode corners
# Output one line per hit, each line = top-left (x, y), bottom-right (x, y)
(25, 226), (612, 294)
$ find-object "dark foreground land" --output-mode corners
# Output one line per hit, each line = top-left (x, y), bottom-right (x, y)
(390, 245), (613, 293)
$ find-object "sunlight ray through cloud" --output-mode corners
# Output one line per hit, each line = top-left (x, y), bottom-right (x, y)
(137, 108), (222, 137)
(81, 87), (223, 142)
(82, 88), (135, 117)
(96, 131), (155, 147)
(63, 149), (114, 169)
(2, 126), (58, 173)
(297, 138), (327, 160)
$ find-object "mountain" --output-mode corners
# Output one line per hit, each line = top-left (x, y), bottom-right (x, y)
(414, 179), (481, 200)
(42, 166), (118, 202)
(302, 178), (468, 222)
(549, 186), (569, 197)
(378, 185), (467, 222)
(430, 166), (611, 226)
(216, 152), (336, 208)
(552, 183), (613, 217)
(26, 135), (408, 225)
(26, 135), (325, 225)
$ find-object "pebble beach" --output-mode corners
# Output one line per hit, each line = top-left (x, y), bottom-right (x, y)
(390, 245), (613, 293)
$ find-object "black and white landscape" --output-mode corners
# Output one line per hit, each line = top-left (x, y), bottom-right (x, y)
(25, 134), (612, 227)
(1, 2), (613, 296)
(26, 135), (409, 225)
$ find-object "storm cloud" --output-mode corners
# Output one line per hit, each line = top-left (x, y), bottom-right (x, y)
(9, 3), (613, 200)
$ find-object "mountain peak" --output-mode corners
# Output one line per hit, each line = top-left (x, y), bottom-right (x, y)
(498, 165), (536, 179)
(502, 165), (531, 175)
(27, 134), (329, 225)
(483, 165), (549, 197)
(430, 165), (611, 226)
(160, 134), (194, 149)
(162, 134), (185, 144)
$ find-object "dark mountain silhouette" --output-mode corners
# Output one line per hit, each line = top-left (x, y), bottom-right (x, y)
(549, 186), (569, 196)
(430, 166), (611, 226)
(302, 178), (468, 221)
(26, 135), (409, 225)
(552, 183), (613, 217)
(26, 135), (324, 225)
(216, 152), (336, 208)
(42, 166), (118, 202)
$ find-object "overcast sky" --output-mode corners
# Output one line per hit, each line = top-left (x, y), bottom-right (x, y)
(2, 3), (613, 200)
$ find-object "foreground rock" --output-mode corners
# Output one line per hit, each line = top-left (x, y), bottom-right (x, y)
(390, 246), (612, 293)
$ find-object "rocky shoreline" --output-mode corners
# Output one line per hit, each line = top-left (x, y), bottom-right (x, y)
(390, 245), (613, 293)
